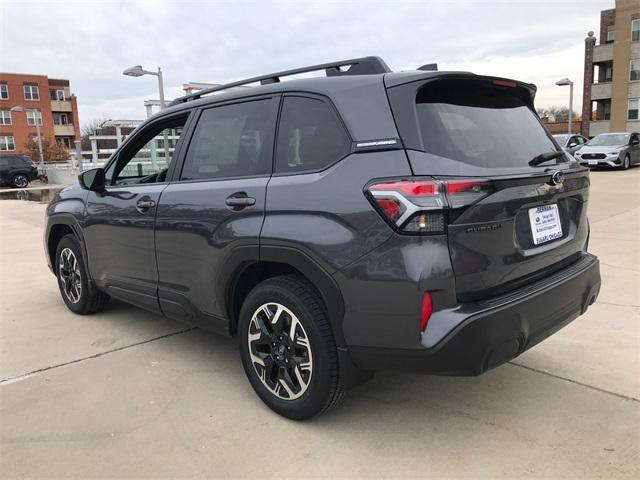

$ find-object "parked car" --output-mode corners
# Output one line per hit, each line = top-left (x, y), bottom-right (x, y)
(44, 56), (601, 419)
(552, 134), (588, 155)
(0, 154), (38, 188)
(574, 132), (640, 169)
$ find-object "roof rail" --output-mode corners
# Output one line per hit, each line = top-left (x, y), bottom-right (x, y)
(169, 56), (391, 106)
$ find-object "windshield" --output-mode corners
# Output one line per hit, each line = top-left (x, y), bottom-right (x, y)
(414, 81), (558, 168)
(587, 134), (629, 146)
(553, 134), (569, 145)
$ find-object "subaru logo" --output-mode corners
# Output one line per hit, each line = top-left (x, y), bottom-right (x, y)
(550, 170), (565, 186)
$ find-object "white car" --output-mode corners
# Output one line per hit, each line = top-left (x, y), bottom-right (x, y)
(574, 132), (640, 169)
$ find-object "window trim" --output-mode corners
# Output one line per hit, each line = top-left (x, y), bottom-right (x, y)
(0, 84), (8, 100)
(0, 110), (12, 125)
(606, 30), (615, 42)
(631, 59), (640, 82)
(632, 19), (640, 42)
(26, 110), (43, 126)
(23, 85), (40, 101)
(0, 135), (16, 151)
(172, 94), (282, 184)
(271, 92), (354, 178)
(103, 110), (194, 188)
(629, 98), (639, 121)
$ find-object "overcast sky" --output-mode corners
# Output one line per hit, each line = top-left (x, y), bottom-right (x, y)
(1, 0), (610, 127)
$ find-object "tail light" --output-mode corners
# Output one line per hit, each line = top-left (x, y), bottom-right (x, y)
(367, 178), (492, 234)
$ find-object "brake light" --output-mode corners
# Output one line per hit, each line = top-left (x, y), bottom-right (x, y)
(420, 292), (433, 333)
(367, 178), (493, 234)
(492, 79), (517, 88)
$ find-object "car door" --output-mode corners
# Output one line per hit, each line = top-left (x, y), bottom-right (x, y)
(630, 133), (640, 163)
(154, 95), (279, 332)
(83, 111), (192, 313)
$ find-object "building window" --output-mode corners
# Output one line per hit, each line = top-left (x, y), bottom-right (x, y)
(629, 98), (639, 121)
(633, 19), (640, 42)
(0, 84), (8, 100)
(23, 85), (40, 101)
(607, 30), (615, 42)
(53, 112), (68, 125)
(50, 89), (65, 101)
(26, 110), (43, 126)
(0, 135), (15, 151)
(631, 59), (640, 81)
(59, 137), (71, 148)
(0, 110), (11, 125)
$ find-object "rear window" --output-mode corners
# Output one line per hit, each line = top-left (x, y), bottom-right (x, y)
(414, 80), (556, 168)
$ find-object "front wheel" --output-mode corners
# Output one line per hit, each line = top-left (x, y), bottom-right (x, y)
(621, 154), (630, 170)
(55, 234), (110, 314)
(238, 275), (344, 420)
(11, 174), (29, 188)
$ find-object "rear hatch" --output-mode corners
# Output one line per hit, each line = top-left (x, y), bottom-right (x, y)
(385, 74), (591, 302)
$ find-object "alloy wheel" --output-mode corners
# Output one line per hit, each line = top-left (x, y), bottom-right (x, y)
(247, 302), (313, 400)
(13, 175), (28, 188)
(59, 247), (82, 303)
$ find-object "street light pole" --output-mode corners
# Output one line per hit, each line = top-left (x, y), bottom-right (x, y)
(10, 106), (44, 171)
(555, 77), (574, 135)
(157, 67), (165, 109)
(123, 64), (166, 110)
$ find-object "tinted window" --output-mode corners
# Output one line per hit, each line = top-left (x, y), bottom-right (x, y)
(181, 99), (274, 180)
(275, 96), (350, 174)
(414, 81), (557, 169)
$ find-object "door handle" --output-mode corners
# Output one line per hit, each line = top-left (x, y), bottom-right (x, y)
(225, 193), (256, 210)
(136, 199), (156, 211)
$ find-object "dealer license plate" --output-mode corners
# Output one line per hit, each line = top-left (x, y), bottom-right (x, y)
(588, 159), (598, 165)
(528, 204), (563, 245)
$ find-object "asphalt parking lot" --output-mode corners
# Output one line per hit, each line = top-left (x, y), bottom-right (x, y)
(1, 169), (638, 479)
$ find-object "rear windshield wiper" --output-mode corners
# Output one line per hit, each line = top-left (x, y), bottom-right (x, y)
(528, 150), (566, 167)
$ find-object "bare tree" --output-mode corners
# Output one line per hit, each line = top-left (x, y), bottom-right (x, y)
(81, 117), (108, 150)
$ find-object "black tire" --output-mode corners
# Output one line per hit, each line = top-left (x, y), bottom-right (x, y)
(238, 275), (344, 420)
(622, 154), (630, 170)
(11, 173), (29, 188)
(55, 234), (109, 314)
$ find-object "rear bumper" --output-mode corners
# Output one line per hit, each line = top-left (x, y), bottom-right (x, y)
(348, 253), (600, 375)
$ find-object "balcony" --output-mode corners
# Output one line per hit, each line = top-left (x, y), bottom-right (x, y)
(591, 82), (612, 100)
(54, 124), (75, 136)
(593, 43), (613, 63)
(50, 100), (72, 112)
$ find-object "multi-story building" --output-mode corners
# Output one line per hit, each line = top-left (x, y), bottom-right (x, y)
(0, 73), (81, 156)
(581, 0), (640, 137)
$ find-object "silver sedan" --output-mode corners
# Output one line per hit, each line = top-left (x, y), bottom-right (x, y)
(574, 132), (640, 169)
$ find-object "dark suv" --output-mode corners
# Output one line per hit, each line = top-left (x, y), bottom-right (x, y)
(44, 57), (601, 419)
(0, 154), (38, 188)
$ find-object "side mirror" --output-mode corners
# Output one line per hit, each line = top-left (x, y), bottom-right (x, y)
(568, 142), (577, 148)
(78, 168), (106, 192)
(632, 139), (639, 145)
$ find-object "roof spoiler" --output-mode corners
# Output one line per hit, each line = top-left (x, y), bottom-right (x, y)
(169, 56), (391, 106)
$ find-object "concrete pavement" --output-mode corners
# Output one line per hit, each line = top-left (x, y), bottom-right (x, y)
(1, 168), (639, 479)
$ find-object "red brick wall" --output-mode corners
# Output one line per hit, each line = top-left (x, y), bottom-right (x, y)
(0, 72), (81, 157)
(600, 8), (616, 42)
(0, 73), (55, 157)
(581, 33), (597, 137)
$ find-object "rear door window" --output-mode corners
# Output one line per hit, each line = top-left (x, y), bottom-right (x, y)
(413, 80), (557, 169)
(275, 96), (350, 174)
(180, 98), (276, 181)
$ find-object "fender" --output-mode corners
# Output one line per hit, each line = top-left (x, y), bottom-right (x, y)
(45, 212), (91, 280)
(259, 244), (346, 346)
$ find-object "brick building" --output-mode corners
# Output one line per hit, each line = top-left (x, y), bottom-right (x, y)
(0, 73), (81, 156)
(581, 0), (640, 137)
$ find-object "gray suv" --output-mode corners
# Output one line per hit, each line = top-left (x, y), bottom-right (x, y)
(44, 56), (601, 419)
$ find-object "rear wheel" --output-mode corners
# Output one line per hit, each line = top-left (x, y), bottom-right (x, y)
(11, 174), (29, 188)
(55, 234), (109, 314)
(238, 275), (344, 420)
